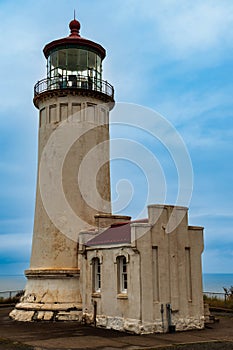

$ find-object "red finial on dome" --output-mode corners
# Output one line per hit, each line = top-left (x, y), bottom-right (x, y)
(69, 12), (80, 37)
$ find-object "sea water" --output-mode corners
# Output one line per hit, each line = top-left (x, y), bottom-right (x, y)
(0, 275), (26, 292)
(203, 273), (233, 293)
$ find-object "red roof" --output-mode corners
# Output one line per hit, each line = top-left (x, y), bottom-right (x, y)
(43, 19), (106, 60)
(86, 219), (148, 246)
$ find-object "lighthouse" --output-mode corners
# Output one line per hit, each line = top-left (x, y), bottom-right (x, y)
(10, 17), (119, 321)
(10, 16), (204, 333)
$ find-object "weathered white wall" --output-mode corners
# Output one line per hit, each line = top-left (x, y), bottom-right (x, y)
(11, 91), (114, 321)
(31, 94), (112, 269)
(81, 204), (204, 334)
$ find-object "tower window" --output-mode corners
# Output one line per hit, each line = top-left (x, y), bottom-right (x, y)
(92, 258), (101, 293)
(117, 256), (127, 294)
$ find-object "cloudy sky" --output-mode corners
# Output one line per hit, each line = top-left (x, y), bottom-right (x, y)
(0, 0), (233, 276)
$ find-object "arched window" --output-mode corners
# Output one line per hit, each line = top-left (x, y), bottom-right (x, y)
(92, 257), (101, 293)
(117, 256), (127, 294)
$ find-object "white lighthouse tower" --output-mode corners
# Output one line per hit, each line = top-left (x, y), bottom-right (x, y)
(10, 17), (118, 321)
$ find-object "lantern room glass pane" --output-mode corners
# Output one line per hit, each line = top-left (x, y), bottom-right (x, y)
(67, 49), (78, 71)
(58, 50), (66, 70)
(97, 55), (101, 72)
(88, 51), (96, 69)
(50, 51), (58, 69)
(77, 49), (88, 72)
(48, 49), (101, 73)
(48, 51), (58, 79)
(47, 48), (102, 90)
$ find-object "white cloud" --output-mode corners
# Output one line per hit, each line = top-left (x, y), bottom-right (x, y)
(0, 233), (31, 252)
(123, 0), (233, 60)
(153, 86), (233, 149)
(157, 2), (233, 58)
(159, 89), (231, 120)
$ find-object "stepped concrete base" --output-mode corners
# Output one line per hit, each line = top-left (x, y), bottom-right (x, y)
(10, 268), (83, 322)
(10, 304), (82, 322)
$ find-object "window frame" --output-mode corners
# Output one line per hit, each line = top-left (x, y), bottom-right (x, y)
(117, 256), (128, 294)
(92, 257), (101, 293)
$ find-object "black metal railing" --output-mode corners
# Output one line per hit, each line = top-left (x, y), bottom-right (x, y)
(34, 75), (114, 99)
(203, 291), (226, 301)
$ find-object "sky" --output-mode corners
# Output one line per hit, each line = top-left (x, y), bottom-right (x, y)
(0, 0), (233, 277)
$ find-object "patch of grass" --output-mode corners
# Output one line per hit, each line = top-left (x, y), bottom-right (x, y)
(203, 295), (233, 309)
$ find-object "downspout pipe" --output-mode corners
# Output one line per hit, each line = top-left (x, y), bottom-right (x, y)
(166, 303), (176, 333)
(93, 300), (97, 327)
(160, 304), (165, 332)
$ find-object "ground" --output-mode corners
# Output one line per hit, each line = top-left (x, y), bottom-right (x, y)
(0, 307), (232, 350)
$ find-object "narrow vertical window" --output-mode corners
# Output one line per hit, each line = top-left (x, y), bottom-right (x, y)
(39, 107), (46, 127)
(152, 246), (159, 301)
(92, 258), (101, 293)
(185, 247), (192, 301)
(117, 256), (127, 294)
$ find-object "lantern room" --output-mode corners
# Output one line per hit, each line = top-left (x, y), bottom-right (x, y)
(34, 18), (114, 102)
(47, 47), (102, 89)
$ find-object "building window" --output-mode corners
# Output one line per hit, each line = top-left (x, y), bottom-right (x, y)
(92, 258), (101, 293)
(117, 256), (127, 294)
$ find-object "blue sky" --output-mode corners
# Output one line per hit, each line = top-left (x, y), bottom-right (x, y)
(0, 0), (233, 276)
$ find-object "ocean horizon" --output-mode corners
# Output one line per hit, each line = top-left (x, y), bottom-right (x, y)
(202, 273), (233, 293)
(0, 273), (232, 294)
(0, 275), (26, 292)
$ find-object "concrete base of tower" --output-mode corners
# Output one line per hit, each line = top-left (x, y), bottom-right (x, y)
(9, 268), (83, 322)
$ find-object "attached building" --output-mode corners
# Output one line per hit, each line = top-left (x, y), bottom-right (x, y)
(79, 205), (204, 333)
